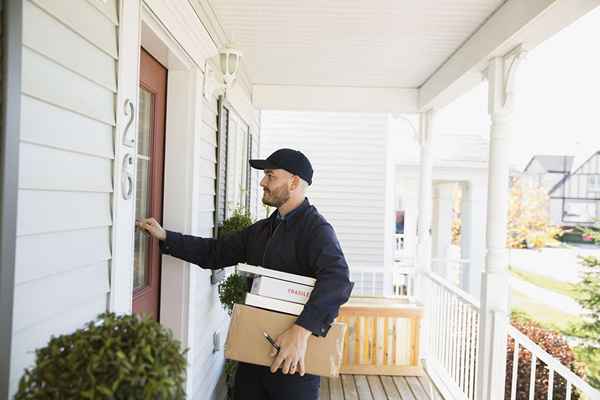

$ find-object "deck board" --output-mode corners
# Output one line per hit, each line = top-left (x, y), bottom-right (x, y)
(393, 377), (417, 400)
(380, 376), (402, 400)
(330, 376), (344, 400)
(342, 374), (359, 400)
(354, 375), (374, 400)
(320, 376), (330, 400)
(367, 376), (387, 399)
(323, 374), (444, 400)
(406, 377), (429, 399)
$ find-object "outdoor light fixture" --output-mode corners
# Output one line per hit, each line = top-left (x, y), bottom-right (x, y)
(219, 46), (242, 89)
(203, 46), (243, 99)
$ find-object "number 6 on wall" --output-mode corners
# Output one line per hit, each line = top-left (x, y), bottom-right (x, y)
(121, 153), (134, 200)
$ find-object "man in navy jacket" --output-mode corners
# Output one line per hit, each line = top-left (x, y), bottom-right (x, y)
(138, 148), (353, 400)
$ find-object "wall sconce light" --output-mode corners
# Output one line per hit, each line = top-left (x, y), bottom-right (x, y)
(203, 46), (243, 100)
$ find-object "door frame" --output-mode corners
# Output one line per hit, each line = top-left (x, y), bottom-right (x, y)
(1, 1), (23, 396)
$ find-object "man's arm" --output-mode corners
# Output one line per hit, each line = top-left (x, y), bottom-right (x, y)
(295, 223), (354, 336)
(137, 217), (250, 269)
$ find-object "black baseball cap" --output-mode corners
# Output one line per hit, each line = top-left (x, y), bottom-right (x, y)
(250, 148), (314, 185)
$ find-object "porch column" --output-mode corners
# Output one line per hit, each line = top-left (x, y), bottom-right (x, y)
(460, 179), (487, 297)
(416, 110), (434, 292)
(477, 49), (525, 400)
(431, 182), (456, 279)
(416, 110), (434, 362)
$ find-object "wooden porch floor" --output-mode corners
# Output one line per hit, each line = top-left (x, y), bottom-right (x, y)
(320, 374), (444, 400)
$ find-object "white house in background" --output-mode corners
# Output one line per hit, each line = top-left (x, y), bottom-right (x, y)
(522, 152), (600, 226)
(2, 1), (600, 399)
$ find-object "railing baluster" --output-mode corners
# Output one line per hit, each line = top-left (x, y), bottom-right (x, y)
(566, 382), (572, 400)
(547, 367), (554, 400)
(511, 338), (520, 400)
(466, 307), (474, 400)
(460, 302), (468, 393)
(529, 354), (537, 400)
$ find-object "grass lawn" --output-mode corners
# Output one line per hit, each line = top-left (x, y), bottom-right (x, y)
(510, 289), (581, 333)
(509, 265), (581, 300)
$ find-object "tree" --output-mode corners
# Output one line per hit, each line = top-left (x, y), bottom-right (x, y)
(572, 255), (600, 389)
(507, 178), (561, 249)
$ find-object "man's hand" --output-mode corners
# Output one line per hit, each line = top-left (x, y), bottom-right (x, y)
(270, 324), (311, 376)
(136, 217), (167, 241)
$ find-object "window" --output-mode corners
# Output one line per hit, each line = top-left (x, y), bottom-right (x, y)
(214, 97), (229, 237)
(215, 97), (253, 235)
(588, 175), (600, 192)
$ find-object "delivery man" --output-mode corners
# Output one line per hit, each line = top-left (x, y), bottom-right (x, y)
(137, 148), (353, 400)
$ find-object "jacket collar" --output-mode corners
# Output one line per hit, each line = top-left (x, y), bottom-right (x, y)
(271, 198), (310, 230)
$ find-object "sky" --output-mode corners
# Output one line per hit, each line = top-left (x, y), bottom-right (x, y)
(393, 5), (600, 171)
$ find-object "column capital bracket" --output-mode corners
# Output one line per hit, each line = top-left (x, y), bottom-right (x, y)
(418, 109), (435, 147)
(485, 44), (527, 114)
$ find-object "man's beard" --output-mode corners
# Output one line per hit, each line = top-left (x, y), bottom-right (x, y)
(262, 185), (290, 208)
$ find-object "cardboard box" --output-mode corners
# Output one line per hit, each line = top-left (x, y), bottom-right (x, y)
(224, 304), (346, 378)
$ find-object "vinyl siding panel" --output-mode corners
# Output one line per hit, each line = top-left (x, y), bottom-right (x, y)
(19, 143), (113, 192)
(22, 47), (115, 125)
(30, 0), (118, 58)
(23, 0), (117, 91)
(10, 0), (117, 393)
(15, 227), (111, 284)
(21, 95), (114, 159)
(261, 111), (389, 272)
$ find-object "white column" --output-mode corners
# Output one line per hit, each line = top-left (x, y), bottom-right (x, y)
(416, 110), (434, 362)
(431, 182), (456, 278)
(460, 179), (487, 297)
(416, 111), (434, 283)
(477, 48), (525, 400)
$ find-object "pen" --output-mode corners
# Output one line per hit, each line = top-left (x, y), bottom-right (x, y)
(263, 332), (281, 354)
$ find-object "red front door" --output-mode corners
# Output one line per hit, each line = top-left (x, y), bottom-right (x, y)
(133, 48), (167, 320)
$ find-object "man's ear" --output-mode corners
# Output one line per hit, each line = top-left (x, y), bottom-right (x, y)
(289, 175), (300, 191)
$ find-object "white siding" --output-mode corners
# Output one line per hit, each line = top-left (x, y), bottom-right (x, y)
(261, 111), (389, 273)
(10, 0), (117, 394)
(188, 83), (260, 399)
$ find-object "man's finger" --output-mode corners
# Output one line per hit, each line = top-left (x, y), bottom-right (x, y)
(270, 353), (284, 373)
(281, 357), (293, 375)
(298, 359), (305, 376)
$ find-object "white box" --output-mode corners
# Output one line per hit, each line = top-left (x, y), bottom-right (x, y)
(251, 276), (313, 305)
(244, 292), (304, 316)
(236, 263), (316, 287)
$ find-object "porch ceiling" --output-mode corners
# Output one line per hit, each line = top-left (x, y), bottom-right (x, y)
(205, 0), (505, 89)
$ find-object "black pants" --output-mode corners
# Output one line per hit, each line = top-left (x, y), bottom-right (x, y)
(234, 362), (320, 400)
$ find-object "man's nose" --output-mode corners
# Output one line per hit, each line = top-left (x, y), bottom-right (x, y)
(260, 177), (267, 188)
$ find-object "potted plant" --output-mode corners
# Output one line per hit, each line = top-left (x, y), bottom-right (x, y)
(16, 313), (187, 399)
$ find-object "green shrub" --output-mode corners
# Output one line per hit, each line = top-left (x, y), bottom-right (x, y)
(16, 313), (187, 400)
(218, 273), (249, 316)
(219, 208), (253, 237)
(505, 316), (585, 400)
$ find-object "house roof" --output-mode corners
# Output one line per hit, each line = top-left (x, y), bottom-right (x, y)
(549, 151), (600, 195)
(523, 155), (574, 173)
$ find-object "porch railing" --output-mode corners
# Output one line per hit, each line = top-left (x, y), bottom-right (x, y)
(507, 325), (600, 400)
(423, 271), (480, 400)
(422, 269), (600, 400)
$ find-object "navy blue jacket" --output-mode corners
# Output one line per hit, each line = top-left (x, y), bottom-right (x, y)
(159, 198), (353, 336)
